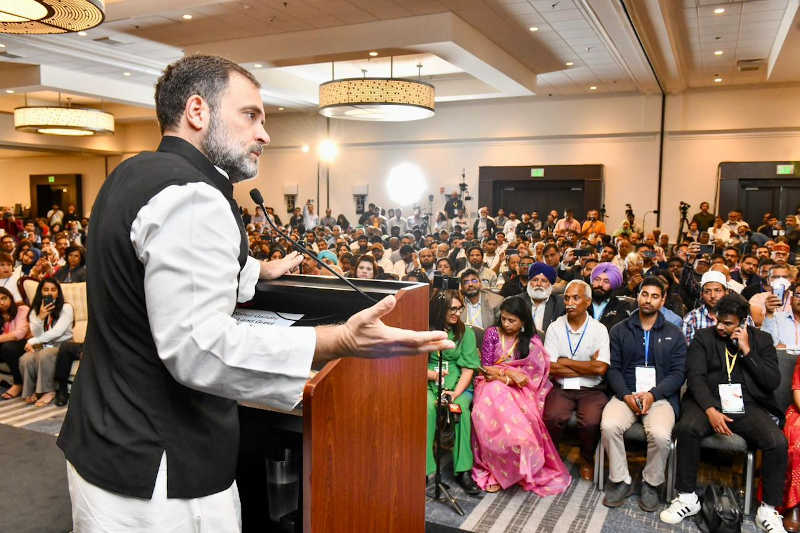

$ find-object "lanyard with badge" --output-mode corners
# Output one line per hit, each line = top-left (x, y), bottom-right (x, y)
(719, 346), (745, 414)
(635, 329), (657, 393)
(466, 303), (480, 327)
(562, 320), (588, 390)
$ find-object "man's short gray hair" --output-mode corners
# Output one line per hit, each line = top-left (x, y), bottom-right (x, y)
(565, 279), (591, 300)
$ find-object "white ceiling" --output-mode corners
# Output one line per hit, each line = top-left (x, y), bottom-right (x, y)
(0, 0), (796, 116)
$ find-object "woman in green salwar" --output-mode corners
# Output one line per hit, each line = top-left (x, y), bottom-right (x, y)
(427, 290), (481, 495)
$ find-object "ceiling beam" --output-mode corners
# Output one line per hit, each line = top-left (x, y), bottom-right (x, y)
(183, 12), (538, 97)
(766, 0), (800, 83)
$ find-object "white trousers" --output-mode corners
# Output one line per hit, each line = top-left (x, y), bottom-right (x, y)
(67, 453), (241, 533)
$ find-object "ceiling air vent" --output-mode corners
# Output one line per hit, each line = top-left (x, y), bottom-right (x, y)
(737, 59), (764, 72)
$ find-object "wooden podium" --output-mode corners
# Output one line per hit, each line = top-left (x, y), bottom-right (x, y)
(236, 275), (429, 533)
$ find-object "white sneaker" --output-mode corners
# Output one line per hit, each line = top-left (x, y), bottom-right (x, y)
(755, 505), (787, 533)
(659, 493), (701, 524)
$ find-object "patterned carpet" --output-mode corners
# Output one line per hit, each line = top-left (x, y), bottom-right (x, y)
(0, 385), (67, 436)
(425, 446), (762, 533)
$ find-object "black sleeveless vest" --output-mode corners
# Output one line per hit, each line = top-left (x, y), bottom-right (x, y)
(57, 136), (249, 498)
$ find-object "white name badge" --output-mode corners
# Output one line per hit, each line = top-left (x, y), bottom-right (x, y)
(635, 366), (656, 394)
(442, 361), (449, 374)
(719, 383), (745, 414)
(562, 377), (581, 390)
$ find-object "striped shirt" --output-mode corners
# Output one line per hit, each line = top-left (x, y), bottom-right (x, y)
(681, 305), (717, 344)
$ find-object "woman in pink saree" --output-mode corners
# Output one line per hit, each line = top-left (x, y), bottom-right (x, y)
(471, 296), (571, 495)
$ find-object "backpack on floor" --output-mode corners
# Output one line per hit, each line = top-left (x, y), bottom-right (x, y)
(694, 484), (743, 533)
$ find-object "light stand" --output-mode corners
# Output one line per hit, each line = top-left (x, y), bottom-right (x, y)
(426, 350), (465, 516)
(677, 203), (691, 244)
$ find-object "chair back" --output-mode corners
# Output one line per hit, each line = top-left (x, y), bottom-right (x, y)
(775, 349), (799, 414)
(18, 276), (38, 307)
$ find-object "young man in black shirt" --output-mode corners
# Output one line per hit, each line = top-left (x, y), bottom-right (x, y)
(661, 294), (787, 532)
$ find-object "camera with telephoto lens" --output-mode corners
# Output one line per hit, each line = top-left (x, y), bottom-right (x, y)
(679, 201), (690, 216)
(432, 271), (460, 290)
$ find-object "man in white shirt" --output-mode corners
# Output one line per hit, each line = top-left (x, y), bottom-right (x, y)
(0, 253), (21, 304)
(56, 55), (452, 533)
(543, 279), (611, 481)
(370, 243), (394, 275)
(388, 208), (407, 235)
(503, 212), (520, 243)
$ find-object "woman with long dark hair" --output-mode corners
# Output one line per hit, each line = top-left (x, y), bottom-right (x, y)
(0, 287), (30, 399)
(336, 214), (350, 232)
(426, 290), (481, 495)
(54, 245), (87, 284)
(19, 278), (73, 407)
(471, 296), (570, 495)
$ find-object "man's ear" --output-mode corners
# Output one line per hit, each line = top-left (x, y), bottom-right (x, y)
(184, 95), (209, 131)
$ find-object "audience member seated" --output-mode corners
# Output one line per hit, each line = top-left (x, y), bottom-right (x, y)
(762, 281), (800, 349)
(543, 279), (610, 481)
(19, 279), (74, 407)
(426, 290), (480, 495)
(54, 245), (87, 284)
(662, 294), (787, 532)
(751, 264), (793, 327)
(516, 262), (564, 340)
(0, 287), (29, 400)
(0, 252), (22, 304)
(682, 270), (726, 344)
(781, 354), (800, 532)
(471, 297), (570, 495)
(588, 262), (633, 330)
(459, 245), (497, 289)
(354, 255), (377, 279)
(601, 277), (686, 511)
(459, 269), (502, 330)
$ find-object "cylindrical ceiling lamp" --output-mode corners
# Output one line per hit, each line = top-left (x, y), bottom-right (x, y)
(0, 0), (105, 34)
(318, 78), (435, 122)
(14, 106), (114, 136)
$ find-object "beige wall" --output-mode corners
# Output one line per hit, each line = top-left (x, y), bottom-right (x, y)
(0, 154), (110, 215)
(3, 85), (800, 241)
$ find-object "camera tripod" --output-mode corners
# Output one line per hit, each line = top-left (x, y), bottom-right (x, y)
(425, 350), (465, 516)
(677, 204), (691, 244)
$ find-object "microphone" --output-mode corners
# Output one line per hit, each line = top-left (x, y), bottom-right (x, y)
(249, 188), (378, 303)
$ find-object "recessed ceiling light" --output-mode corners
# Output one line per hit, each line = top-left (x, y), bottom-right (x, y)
(78, 31), (87, 36)
(565, 61), (574, 66)
(529, 26), (539, 32)
(123, 72), (131, 76)
(714, 77), (723, 83)
(5, 89), (14, 94)
(589, 85), (597, 91)
(369, 51), (378, 57)
(713, 7), (725, 14)
(301, 144), (310, 153)
(714, 50), (724, 56)
(182, 14), (193, 20)
(254, 63), (263, 68)
(278, 107), (284, 111)
(0, 43), (5, 48)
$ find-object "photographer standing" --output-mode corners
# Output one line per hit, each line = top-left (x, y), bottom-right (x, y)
(691, 202), (715, 232)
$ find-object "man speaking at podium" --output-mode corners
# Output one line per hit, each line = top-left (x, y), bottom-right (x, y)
(56, 55), (452, 532)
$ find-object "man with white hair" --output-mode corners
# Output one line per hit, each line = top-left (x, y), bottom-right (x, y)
(472, 206), (496, 238)
(543, 279), (611, 480)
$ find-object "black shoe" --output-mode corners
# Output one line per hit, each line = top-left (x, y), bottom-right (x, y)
(639, 481), (661, 512)
(54, 387), (69, 407)
(602, 480), (633, 508)
(457, 471), (481, 496)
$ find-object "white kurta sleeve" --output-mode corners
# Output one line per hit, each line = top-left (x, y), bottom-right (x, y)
(130, 182), (316, 410)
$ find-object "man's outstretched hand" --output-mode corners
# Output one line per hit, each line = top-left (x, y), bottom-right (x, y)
(315, 295), (455, 363)
(260, 251), (304, 280)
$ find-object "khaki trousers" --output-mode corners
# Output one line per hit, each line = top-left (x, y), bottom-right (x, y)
(600, 396), (674, 486)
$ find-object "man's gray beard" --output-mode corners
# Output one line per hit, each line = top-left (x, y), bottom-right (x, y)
(202, 111), (260, 183)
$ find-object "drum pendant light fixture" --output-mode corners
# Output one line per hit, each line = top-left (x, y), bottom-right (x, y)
(318, 58), (435, 122)
(0, 0), (105, 34)
(14, 96), (114, 136)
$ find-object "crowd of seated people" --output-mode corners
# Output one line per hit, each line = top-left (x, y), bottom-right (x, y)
(245, 199), (800, 532)
(0, 204), (87, 408)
